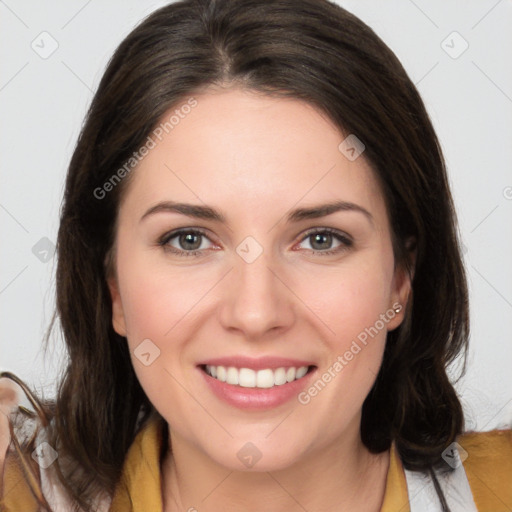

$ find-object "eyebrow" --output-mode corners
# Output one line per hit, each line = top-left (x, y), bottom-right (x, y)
(140, 200), (373, 225)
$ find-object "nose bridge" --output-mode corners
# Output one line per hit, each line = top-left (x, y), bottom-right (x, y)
(219, 236), (294, 337)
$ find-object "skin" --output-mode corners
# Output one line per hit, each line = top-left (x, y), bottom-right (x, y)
(108, 86), (413, 512)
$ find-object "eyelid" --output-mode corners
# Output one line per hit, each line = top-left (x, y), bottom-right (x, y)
(293, 226), (353, 256)
(298, 226), (353, 244)
(159, 227), (212, 245)
(158, 226), (353, 257)
(158, 227), (219, 255)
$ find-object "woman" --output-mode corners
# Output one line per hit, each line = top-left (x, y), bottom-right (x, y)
(1, 0), (511, 511)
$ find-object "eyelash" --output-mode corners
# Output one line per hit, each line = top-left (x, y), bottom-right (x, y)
(158, 227), (353, 257)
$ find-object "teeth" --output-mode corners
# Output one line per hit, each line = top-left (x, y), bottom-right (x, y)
(204, 365), (310, 388)
(226, 367), (239, 385)
(256, 369), (274, 388)
(216, 366), (226, 382)
(239, 368), (256, 388)
(296, 366), (308, 379)
(274, 367), (287, 385)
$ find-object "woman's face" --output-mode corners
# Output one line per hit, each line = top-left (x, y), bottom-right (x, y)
(108, 87), (411, 471)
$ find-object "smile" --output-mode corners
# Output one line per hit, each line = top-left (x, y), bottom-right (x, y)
(202, 364), (313, 388)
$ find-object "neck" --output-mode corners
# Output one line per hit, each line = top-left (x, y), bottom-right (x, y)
(161, 418), (390, 512)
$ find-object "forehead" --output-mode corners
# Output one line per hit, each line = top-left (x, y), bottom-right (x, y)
(119, 87), (387, 228)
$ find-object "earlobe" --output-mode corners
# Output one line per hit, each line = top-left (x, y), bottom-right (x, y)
(107, 276), (127, 337)
(388, 240), (416, 331)
(387, 269), (412, 331)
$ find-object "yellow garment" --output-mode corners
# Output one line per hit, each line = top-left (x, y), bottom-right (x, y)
(110, 417), (512, 512)
(2, 413), (511, 511)
(109, 414), (165, 512)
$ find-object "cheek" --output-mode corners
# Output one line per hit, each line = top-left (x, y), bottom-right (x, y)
(114, 249), (215, 414)
(116, 244), (216, 343)
(293, 252), (394, 410)
(298, 256), (394, 345)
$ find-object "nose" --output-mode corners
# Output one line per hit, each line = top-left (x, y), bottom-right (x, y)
(218, 244), (295, 340)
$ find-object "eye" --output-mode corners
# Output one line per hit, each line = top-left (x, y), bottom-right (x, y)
(158, 228), (216, 256)
(158, 227), (353, 258)
(296, 227), (353, 256)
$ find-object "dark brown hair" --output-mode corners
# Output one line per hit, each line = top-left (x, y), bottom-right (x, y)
(1, 0), (469, 510)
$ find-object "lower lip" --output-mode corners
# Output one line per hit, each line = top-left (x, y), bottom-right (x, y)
(198, 366), (316, 410)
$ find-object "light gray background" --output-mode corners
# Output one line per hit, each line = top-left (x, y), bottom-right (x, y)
(1, 0), (511, 431)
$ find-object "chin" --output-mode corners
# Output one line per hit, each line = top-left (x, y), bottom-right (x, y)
(202, 434), (310, 473)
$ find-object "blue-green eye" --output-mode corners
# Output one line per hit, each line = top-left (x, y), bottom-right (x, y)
(296, 228), (353, 256)
(158, 227), (352, 257)
(159, 229), (213, 256)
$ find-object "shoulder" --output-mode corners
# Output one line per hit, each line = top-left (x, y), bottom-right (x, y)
(458, 427), (512, 468)
(0, 374), (42, 466)
(0, 373), (43, 511)
(109, 412), (166, 512)
(0, 372), (111, 512)
(0, 376), (19, 461)
(458, 427), (512, 511)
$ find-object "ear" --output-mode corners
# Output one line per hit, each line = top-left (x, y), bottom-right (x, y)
(107, 275), (127, 337)
(387, 238), (416, 331)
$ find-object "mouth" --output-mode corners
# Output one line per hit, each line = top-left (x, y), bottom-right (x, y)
(199, 364), (316, 389)
(196, 356), (318, 409)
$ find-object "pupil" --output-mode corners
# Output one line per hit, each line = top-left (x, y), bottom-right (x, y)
(181, 233), (201, 250)
(312, 233), (331, 250)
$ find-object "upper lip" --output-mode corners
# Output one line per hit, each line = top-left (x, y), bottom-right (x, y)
(197, 356), (316, 371)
